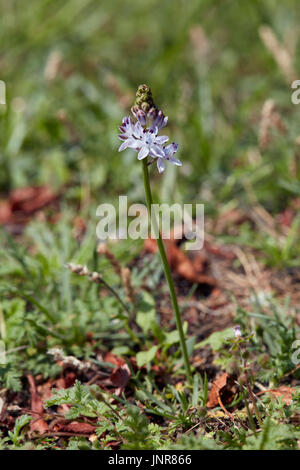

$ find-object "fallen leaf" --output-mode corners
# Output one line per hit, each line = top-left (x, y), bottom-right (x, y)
(110, 364), (131, 390)
(103, 352), (131, 395)
(105, 440), (122, 449)
(53, 419), (96, 434)
(27, 374), (49, 434)
(63, 371), (77, 388)
(144, 237), (216, 286)
(37, 380), (55, 402)
(258, 386), (296, 405)
(0, 186), (58, 229)
(104, 352), (125, 367)
(10, 186), (54, 212)
(206, 373), (236, 419)
(206, 373), (229, 409)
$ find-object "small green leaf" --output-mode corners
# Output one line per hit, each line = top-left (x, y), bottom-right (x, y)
(136, 345), (158, 367)
(164, 329), (179, 346)
(195, 327), (235, 351)
(136, 291), (157, 334)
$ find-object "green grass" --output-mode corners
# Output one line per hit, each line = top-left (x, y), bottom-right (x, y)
(0, 0), (300, 450)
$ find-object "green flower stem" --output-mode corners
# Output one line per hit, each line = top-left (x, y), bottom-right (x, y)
(142, 158), (192, 385)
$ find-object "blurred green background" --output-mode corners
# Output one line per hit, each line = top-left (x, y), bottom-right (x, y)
(0, 0), (300, 411)
(1, 0), (300, 214)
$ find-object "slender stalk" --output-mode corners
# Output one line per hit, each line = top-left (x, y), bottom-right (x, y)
(142, 158), (192, 384)
(238, 380), (257, 434)
(244, 367), (263, 428)
(237, 343), (263, 428)
(99, 278), (140, 345)
(68, 264), (140, 345)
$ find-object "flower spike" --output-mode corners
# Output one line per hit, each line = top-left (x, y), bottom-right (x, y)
(118, 84), (181, 173)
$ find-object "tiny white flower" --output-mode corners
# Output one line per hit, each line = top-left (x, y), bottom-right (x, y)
(234, 325), (242, 338)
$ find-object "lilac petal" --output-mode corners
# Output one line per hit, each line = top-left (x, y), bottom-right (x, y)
(157, 158), (166, 173)
(133, 122), (143, 139)
(150, 144), (165, 158)
(138, 146), (149, 160)
(153, 110), (164, 126)
(121, 118), (128, 128)
(136, 110), (147, 126)
(118, 134), (127, 141)
(118, 138), (138, 152)
(119, 117), (134, 137)
(148, 124), (159, 135)
(118, 140), (130, 152)
(157, 116), (164, 129)
(161, 116), (168, 129)
(164, 142), (178, 157)
(169, 156), (182, 166)
(122, 116), (133, 131)
(155, 135), (169, 145)
(154, 112), (168, 130)
(128, 138), (139, 149)
(148, 107), (157, 121)
(131, 107), (137, 119)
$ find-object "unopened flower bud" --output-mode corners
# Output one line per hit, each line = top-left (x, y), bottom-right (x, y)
(153, 110), (164, 127)
(131, 105), (139, 118)
(136, 109), (147, 126)
(148, 106), (158, 120)
(135, 84), (155, 111)
(141, 102), (150, 113)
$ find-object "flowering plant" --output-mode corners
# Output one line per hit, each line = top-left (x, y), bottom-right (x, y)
(117, 85), (192, 384)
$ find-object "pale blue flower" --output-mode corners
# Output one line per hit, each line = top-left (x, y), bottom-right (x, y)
(118, 109), (181, 173)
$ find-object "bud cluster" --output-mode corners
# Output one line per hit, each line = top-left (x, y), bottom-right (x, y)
(131, 85), (168, 131)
